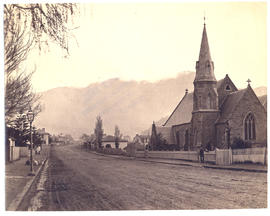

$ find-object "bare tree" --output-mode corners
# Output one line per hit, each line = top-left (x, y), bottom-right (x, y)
(4, 3), (77, 124)
(4, 4), (77, 55)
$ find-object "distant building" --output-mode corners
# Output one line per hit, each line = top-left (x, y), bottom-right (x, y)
(123, 135), (131, 142)
(37, 128), (50, 145)
(102, 135), (128, 149)
(151, 21), (267, 150)
(133, 134), (150, 146)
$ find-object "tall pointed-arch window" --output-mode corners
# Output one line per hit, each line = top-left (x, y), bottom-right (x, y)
(244, 113), (256, 140)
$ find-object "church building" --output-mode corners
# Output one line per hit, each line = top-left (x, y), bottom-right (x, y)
(152, 22), (267, 150)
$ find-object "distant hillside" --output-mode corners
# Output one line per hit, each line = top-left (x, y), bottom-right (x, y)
(34, 73), (266, 139)
(254, 87), (267, 111)
(34, 72), (195, 138)
(253, 86), (267, 97)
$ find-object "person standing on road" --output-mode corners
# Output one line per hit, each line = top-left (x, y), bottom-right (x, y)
(199, 147), (204, 163)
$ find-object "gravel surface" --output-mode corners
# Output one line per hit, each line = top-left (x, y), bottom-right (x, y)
(21, 145), (267, 210)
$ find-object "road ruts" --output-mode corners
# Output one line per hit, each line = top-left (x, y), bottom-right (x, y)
(20, 144), (267, 210)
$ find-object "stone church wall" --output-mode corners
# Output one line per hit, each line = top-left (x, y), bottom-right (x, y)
(191, 111), (219, 150)
(172, 123), (191, 150)
(228, 89), (267, 145)
(215, 123), (227, 149)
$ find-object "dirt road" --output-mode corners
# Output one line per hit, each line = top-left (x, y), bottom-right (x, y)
(19, 145), (267, 210)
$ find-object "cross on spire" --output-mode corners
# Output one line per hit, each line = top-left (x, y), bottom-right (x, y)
(247, 78), (251, 86)
(204, 11), (206, 25)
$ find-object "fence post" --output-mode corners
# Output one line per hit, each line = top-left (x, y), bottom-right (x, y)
(229, 148), (232, 165)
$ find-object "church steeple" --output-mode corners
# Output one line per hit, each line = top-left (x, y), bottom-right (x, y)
(195, 21), (216, 82)
(191, 19), (219, 150)
(193, 20), (218, 111)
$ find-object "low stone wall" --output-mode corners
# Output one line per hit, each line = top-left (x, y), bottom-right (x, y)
(232, 147), (266, 164)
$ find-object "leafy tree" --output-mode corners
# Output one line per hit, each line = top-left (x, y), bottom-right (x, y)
(32, 126), (43, 148)
(4, 3), (77, 124)
(80, 133), (91, 148)
(150, 121), (157, 151)
(94, 116), (104, 149)
(155, 133), (168, 151)
(114, 125), (121, 149)
(12, 112), (30, 146)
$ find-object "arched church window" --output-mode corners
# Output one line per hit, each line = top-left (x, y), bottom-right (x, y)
(206, 60), (211, 68)
(244, 113), (256, 140)
(225, 85), (231, 91)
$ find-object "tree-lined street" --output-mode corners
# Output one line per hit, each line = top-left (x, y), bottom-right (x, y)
(18, 145), (267, 210)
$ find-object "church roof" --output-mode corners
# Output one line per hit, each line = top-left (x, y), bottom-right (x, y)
(217, 88), (247, 123)
(217, 79), (224, 89)
(164, 78), (226, 127)
(156, 126), (174, 145)
(163, 92), (193, 127)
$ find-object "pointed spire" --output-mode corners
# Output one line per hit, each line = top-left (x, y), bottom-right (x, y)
(198, 23), (212, 62)
(194, 19), (216, 82)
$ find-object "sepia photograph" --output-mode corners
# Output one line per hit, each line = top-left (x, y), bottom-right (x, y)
(1, 0), (268, 214)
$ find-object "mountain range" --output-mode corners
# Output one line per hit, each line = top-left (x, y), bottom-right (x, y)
(34, 72), (267, 139)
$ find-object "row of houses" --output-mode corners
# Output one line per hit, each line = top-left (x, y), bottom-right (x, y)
(83, 133), (150, 150)
(6, 128), (74, 162)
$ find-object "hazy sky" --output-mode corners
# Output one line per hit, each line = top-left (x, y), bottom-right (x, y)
(26, 1), (266, 92)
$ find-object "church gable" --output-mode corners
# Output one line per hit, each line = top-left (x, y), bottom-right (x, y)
(163, 92), (193, 127)
(217, 74), (238, 106)
(226, 86), (267, 144)
(217, 88), (247, 123)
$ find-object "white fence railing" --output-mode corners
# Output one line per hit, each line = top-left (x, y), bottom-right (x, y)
(135, 147), (267, 165)
(135, 150), (216, 163)
(232, 147), (267, 164)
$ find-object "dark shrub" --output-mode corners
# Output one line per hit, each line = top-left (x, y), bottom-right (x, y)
(231, 137), (252, 149)
(97, 147), (127, 156)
